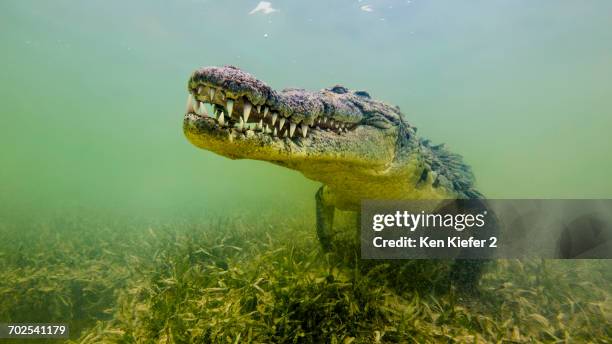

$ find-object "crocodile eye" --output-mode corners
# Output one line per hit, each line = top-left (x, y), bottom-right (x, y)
(364, 116), (393, 129)
(330, 85), (348, 94)
(354, 90), (371, 98)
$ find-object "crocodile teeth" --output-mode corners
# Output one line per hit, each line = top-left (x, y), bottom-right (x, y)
(279, 118), (285, 129)
(209, 88), (215, 101)
(258, 119), (263, 129)
(271, 113), (277, 125)
(257, 105), (262, 113)
(273, 127), (277, 136)
(238, 117), (244, 130)
(243, 101), (252, 122)
(301, 124), (308, 137)
(226, 99), (234, 117)
(262, 107), (269, 118)
(193, 99), (200, 113)
(289, 123), (296, 137)
(218, 112), (225, 125)
(186, 94), (195, 113)
(197, 86), (203, 95)
(197, 101), (208, 116)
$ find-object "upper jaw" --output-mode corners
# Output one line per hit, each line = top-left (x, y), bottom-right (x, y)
(184, 66), (359, 141)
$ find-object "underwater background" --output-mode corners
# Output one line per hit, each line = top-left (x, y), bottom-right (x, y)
(1, 0), (611, 342)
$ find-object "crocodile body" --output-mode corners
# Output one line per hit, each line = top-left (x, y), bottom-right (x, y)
(183, 66), (488, 286)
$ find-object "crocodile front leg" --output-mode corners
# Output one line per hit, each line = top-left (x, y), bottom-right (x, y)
(316, 186), (335, 252)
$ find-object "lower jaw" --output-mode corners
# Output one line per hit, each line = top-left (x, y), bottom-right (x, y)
(183, 113), (373, 167)
(183, 113), (300, 161)
(184, 112), (298, 145)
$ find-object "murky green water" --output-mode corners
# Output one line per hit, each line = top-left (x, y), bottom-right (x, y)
(2, 0), (612, 218)
(1, 1), (611, 342)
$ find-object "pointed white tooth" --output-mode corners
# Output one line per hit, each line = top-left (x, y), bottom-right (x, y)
(264, 124), (270, 133)
(226, 99), (234, 117)
(209, 88), (215, 101)
(193, 100), (200, 113)
(263, 107), (269, 118)
(279, 118), (285, 129)
(289, 122), (296, 137)
(243, 101), (252, 122)
(273, 127), (277, 136)
(301, 124), (308, 137)
(218, 112), (225, 125)
(271, 113), (277, 125)
(197, 86), (203, 95)
(238, 117), (244, 130)
(258, 119), (263, 129)
(257, 105), (262, 113)
(186, 94), (195, 113)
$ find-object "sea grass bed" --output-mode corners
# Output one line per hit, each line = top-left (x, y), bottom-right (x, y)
(0, 213), (609, 343)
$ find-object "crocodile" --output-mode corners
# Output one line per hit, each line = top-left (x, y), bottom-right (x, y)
(183, 65), (490, 286)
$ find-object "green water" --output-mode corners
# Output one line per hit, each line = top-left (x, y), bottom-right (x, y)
(2, 0), (612, 219)
(1, 1), (611, 342)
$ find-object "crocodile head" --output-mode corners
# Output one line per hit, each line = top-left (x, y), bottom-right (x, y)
(183, 66), (420, 196)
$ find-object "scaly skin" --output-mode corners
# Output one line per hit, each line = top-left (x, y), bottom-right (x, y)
(183, 66), (487, 287)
